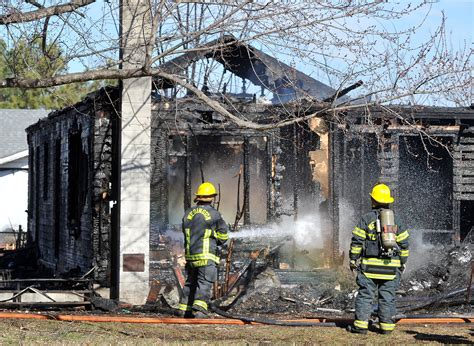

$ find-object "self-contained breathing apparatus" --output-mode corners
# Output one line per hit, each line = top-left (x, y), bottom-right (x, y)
(376, 209), (399, 257)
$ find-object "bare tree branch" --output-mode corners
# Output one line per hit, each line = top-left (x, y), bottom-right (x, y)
(0, 0), (95, 25)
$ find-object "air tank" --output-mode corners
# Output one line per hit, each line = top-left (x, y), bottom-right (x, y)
(380, 209), (397, 249)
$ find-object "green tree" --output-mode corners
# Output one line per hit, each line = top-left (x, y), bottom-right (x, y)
(0, 38), (104, 109)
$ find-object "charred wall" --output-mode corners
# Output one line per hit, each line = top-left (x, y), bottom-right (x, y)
(398, 136), (454, 235)
(149, 102), (323, 247)
(26, 88), (119, 283)
(149, 120), (279, 239)
(330, 129), (380, 258)
(330, 107), (474, 257)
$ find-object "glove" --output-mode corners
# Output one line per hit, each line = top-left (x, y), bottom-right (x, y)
(400, 264), (406, 272)
(350, 260), (358, 271)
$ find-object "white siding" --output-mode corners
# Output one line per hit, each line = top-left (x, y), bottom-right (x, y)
(0, 157), (28, 231)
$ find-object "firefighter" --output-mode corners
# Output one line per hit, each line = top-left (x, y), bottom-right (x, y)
(178, 182), (229, 318)
(347, 183), (409, 334)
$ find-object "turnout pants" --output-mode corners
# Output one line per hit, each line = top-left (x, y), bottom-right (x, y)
(354, 270), (401, 332)
(179, 263), (217, 312)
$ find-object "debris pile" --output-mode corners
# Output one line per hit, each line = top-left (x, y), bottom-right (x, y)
(401, 244), (472, 295)
(215, 244), (473, 318)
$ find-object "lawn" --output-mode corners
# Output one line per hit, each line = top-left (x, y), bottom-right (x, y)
(0, 319), (471, 344)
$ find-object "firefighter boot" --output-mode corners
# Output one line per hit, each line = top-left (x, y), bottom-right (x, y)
(176, 309), (194, 318)
(346, 325), (368, 335)
(192, 306), (211, 319)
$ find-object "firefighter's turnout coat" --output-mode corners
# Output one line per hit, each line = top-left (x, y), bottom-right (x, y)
(350, 209), (409, 280)
(179, 203), (229, 313)
(182, 204), (229, 267)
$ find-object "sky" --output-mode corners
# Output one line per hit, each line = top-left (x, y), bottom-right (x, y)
(422, 0), (472, 48)
(65, 0), (472, 73)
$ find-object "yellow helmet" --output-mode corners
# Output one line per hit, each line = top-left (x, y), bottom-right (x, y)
(370, 183), (394, 204)
(195, 182), (217, 198)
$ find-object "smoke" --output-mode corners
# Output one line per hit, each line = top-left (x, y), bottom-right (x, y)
(403, 230), (437, 273)
(166, 136), (268, 227)
(338, 198), (358, 263)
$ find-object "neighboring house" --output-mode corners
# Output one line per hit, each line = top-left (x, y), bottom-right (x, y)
(0, 110), (49, 232)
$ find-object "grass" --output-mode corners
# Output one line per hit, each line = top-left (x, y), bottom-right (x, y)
(0, 320), (472, 344)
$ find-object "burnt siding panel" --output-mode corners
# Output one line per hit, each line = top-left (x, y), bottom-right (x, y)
(25, 88), (118, 285)
(398, 135), (453, 232)
(334, 130), (381, 256)
(27, 107), (99, 276)
(63, 113), (94, 274)
(150, 122), (169, 237)
(92, 111), (114, 283)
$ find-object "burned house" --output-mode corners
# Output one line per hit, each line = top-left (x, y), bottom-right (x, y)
(24, 38), (334, 299)
(24, 36), (474, 304)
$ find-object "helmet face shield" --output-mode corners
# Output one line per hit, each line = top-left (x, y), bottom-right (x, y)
(370, 183), (394, 204)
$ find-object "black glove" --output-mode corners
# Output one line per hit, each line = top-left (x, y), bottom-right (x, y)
(350, 260), (358, 271)
(220, 239), (230, 249)
(400, 264), (406, 272)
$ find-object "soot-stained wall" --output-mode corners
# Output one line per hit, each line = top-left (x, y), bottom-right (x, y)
(330, 106), (474, 258)
(26, 88), (119, 283)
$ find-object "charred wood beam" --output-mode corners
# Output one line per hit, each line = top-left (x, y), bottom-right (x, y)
(453, 200), (461, 243)
(0, 302), (91, 308)
(0, 278), (91, 282)
(322, 80), (363, 103)
(329, 125), (341, 262)
(342, 124), (461, 135)
(0, 168), (28, 171)
(347, 107), (474, 120)
(293, 124), (299, 219)
(167, 128), (272, 136)
(243, 136), (250, 225)
(184, 136), (191, 211)
(266, 135), (273, 223)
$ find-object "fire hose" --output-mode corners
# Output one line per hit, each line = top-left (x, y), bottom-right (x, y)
(209, 304), (341, 327)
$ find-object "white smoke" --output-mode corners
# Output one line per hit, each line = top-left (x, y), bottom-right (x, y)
(403, 230), (437, 273)
(338, 198), (358, 264)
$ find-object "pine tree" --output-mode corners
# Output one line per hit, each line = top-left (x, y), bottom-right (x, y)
(0, 38), (107, 109)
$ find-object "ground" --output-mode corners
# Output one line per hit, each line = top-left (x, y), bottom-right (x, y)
(0, 320), (472, 344)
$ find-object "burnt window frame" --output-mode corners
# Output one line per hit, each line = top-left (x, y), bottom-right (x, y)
(67, 120), (89, 239)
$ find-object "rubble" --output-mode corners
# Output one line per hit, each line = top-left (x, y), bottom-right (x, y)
(401, 244), (472, 296)
(224, 267), (354, 317)
(209, 243), (473, 318)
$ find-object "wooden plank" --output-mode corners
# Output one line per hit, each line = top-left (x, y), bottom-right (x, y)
(454, 177), (474, 184)
(453, 153), (474, 160)
(453, 162), (474, 168)
(453, 145), (474, 151)
(460, 137), (474, 143)
(454, 193), (474, 200)
(453, 185), (474, 192)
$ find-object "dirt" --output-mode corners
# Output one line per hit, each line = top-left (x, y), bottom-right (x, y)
(0, 319), (471, 344)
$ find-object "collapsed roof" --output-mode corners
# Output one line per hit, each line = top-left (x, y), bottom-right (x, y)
(153, 35), (339, 103)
